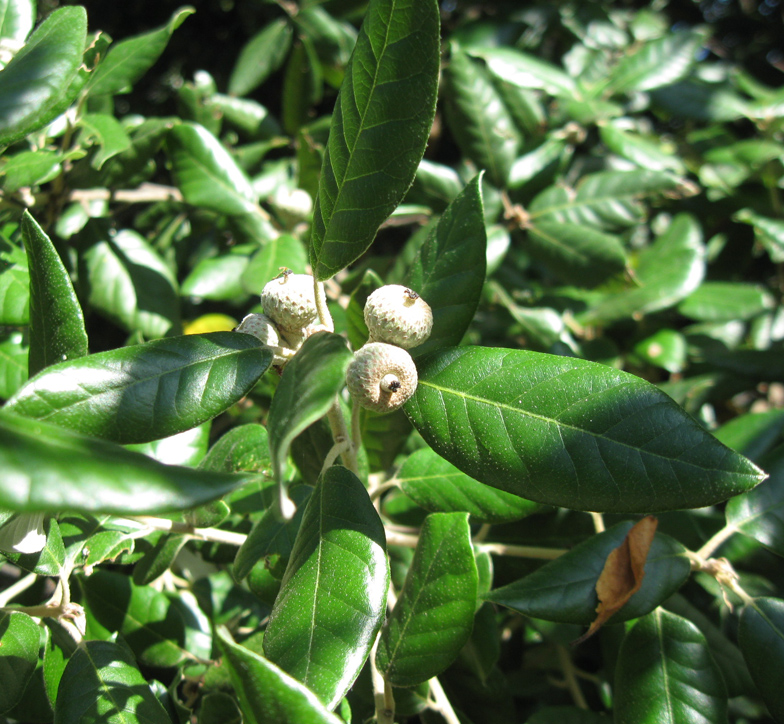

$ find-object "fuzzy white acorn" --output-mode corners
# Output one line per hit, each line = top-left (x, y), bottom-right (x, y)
(346, 342), (418, 414)
(234, 312), (295, 366)
(260, 272), (318, 341)
(364, 284), (433, 349)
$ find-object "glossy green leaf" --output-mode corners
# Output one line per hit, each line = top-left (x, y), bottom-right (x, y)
(726, 444), (784, 557)
(0, 6), (87, 147)
(43, 619), (79, 708)
(376, 511), (477, 687)
(526, 220), (627, 287)
(234, 485), (310, 581)
(0, 611), (40, 715)
(127, 423), (210, 467)
(405, 346), (765, 513)
(735, 208), (784, 263)
(738, 597), (784, 722)
(632, 329), (688, 373)
(443, 48), (521, 188)
(397, 447), (540, 524)
(54, 640), (171, 724)
(87, 7), (194, 96)
(405, 174), (487, 358)
(0, 412), (253, 514)
(181, 247), (252, 302)
(228, 18), (293, 97)
(132, 533), (187, 586)
(0, 234), (29, 325)
(487, 521), (691, 625)
(217, 629), (344, 724)
(581, 213), (705, 325)
(1, 149), (60, 191)
(81, 569), (190, 668)
(679, 281), (775, 323)
(200, 423), (270, 474)
(466, 46), (577, 98)
(241, 235), (308, 295)
(615, 609), (727, 724)
(604, 30), (705, 95)
(168, 122), (258, 216)
(263, 466), (389, 708)
(357, 406), (411, 472)
(198, 693), (242, 724)
(529, 169), (681, 230)
(715, 410), (784, 462)
(267, 332), (352, 491)
(0, 330), (28, 398)
(1, 517), (64, 575)
(0, 0), (34, 46)
(663, 593), (755, 698)
(5, 332), (271, 444)
(309, 0), (440, 280)
(81, 226), (181, 338)
(21, 211), (88, 376)
(78, 113), (131, 170)
(282, 35), (322, 136)
(599, 123), (686, 173)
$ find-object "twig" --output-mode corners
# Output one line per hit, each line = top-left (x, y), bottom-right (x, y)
(130, 516), (247, 547)
(695, 524), (737, 560)
(556, 645), (588, 710)
(0, 571), (38, 607)
(429, 677), (461, 724)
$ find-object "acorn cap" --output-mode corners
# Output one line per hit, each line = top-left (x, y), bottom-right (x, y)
(364, 284), (433, 349)
(346, 342), (418, 414)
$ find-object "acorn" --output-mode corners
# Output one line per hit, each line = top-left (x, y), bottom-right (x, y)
(234, 313), (293, 366)
(346, 342), (418, 414)
(260, 272), (318, 340)
(364, 284), (433, 350)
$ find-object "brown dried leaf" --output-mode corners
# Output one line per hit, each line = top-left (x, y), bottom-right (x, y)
(573, 516), (658, 645)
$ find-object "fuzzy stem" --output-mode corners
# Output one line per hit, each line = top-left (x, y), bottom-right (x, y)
(695, 524), (737, 560)
(326, 402), (358, 475)
(428, 677), (461, 724)
(385, 530), (568, 560)
(590, 512), (605, 533)
(370, 631), (395, 724)
(130, 516), (247, 547)
(0, 571), (37, 607)
(556, 645), (588, 710)
(313, 277), (334, 331)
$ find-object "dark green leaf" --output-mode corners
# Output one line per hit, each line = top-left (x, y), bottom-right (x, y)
(87, 7), (194, 96)
(529, 170), (681, 230)
(599, 123), (686, 173)
(526, 220), (627, 287)
(487, 521), (691, 625)
(200, 423), (270, 474)
(0, 611), (39, 715)
(615, 609), (727, 724)
(168, 122), (259, 216)
(345, 268), (383, 350)
(525, 707), (608, 724)
(81, 569), (190, 668)
(398, 447), (540, 524)
(0, 236), (29, 325)
(309, 0), (440, 280)
(263, 466), (389, 708)
(80, 226), (181, 338)
(198, 693), (242, 724)
(54, 640), (171, 723)
(738, 597), (784, 722)
(234, 485), (310, 581)
(357, 406), (411, 472)
(376, 511), (477, 687)
(282, 36), (322, 136)
(0, 412), (253, 514)
(678, 281), (774, 323)
(581, 213), (705, 325)
(217, 629), (344, 724)
(21, 211), (88, 376)
(0, 6), (87, 147)
(443, 48), (520, 188)
(43, 619), (79, 708)
(405, 174), (487, 358)
(726, 444), (784, 557)
(228, 18), (293, 97)
(405, 346), (765, 513)
(5, 332), (271, 444)
(132, 533), (187, 586)
(181, 247), (252, 302)
(267, 332), (352, 494)
(604, 30), (706, 95)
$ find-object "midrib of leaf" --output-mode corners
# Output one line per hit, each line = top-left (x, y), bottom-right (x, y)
(83, 645), (138, 723)
(11, 344), (263, 421)
(529, 191), (641, 221)
(185, 152), (255, 208)
(655, 610), (677, 724)
(0, 344), (26, 371)
(750, 601), (784, 643)
(320, 4), (395, 249)
(418, 377), (756, 479)
(528, 223), (597, 263)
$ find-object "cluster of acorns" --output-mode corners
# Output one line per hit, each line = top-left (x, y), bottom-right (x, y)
(236, 272), (433, 414)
